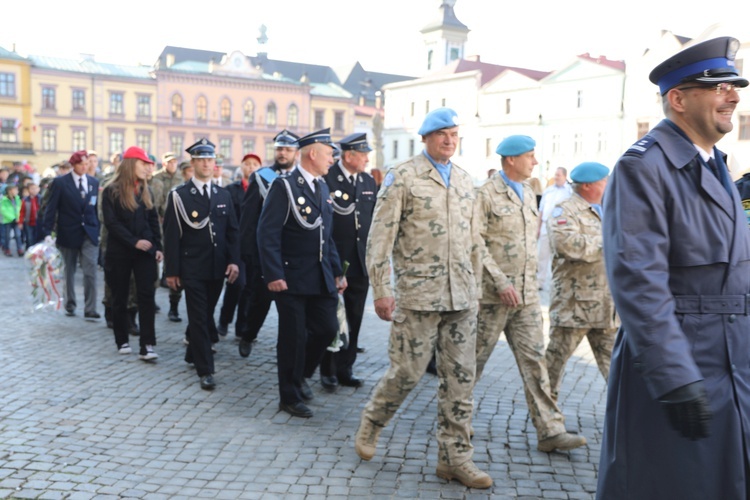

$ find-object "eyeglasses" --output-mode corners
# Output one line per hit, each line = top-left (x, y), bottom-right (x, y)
(676, 82), (741, 95)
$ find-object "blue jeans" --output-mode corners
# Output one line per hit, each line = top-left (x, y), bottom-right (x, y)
(3, 223), (21, 252)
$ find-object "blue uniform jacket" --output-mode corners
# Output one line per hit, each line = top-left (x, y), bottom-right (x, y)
(257, 167), (342, 295)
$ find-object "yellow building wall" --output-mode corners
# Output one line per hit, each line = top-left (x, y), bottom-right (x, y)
(0, 58), (33, 168)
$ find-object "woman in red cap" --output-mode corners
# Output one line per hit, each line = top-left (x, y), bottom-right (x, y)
(101, 146), (163, 361)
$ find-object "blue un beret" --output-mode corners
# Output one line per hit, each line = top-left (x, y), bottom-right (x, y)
(418, 107), (459, 136)
(570, 162), (609, 183)
(649, 36), (749, 94)
(496, 135), (536, 157)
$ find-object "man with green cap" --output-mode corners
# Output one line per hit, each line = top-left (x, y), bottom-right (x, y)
(474, 135), (587, 453)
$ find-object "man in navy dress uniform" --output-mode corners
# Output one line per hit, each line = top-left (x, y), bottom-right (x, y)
(163, 138), (240, 391)
(40, 150), (101, 319)
(319, 133), (377, 391)
(597, 37), (750, 499)
(257, 128), (347, 418)
(237, 130), (299, 358)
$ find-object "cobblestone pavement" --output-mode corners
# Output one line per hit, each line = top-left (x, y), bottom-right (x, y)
(0, 254), (606, 499)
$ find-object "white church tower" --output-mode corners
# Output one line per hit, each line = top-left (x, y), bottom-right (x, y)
(420, 0), (469, 72)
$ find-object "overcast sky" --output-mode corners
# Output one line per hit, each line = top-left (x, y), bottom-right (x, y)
(4, 0), (747, 76)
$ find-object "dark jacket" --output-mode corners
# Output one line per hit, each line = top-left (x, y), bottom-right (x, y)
(162, 179), (240, 281)
(101, 184), (162, 258)
(257, 167), (342, 295)
(40, 172), (100, 248)
(323, 162), (377, 278)
(598, 119), (750, 499)
(239, 165), (285, 264)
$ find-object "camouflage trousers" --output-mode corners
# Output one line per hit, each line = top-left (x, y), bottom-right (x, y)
(476, 303), (566, 440)
(545, 326), (616, 401)
(362, 306), (477, 465)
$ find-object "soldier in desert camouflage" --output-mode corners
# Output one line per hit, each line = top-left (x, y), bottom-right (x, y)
(354, 108), (491, 489)
(545, 162), (618, 402)
(474, 135), (586, 453)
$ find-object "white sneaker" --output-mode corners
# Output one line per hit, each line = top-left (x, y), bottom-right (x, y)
(118, 343), (132, 355)
(139, 345), (159, 361)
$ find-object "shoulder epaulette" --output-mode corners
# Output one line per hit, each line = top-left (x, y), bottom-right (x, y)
(623, 135), (656, 157)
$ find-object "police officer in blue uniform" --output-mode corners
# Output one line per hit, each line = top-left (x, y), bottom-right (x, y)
(237, 130), (299, 358)
(163, 138), (240, 391)
(319, 133), (377, 390)
(597, 37), (750, 499)
(257, 128), (347, 418)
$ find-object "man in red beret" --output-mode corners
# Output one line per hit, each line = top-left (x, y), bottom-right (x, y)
(40, 150), (101, 319)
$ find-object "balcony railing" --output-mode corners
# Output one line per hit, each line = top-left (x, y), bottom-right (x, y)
(0, 141), (34, 154)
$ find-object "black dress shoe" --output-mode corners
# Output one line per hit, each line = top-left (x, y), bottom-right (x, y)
(356, 346), (366, 353)
(200, 375), (215, 390)
(84, 311), (101, 321)
(279, 401), (313, 418)
(299, 379), (314, 401)
(338, 376), (363, 388)
(154, 303), (161, 313)
(168, 308), (182, 322)
(239, 339), (252, 358)
(65, 309), (75, 317)
(320, 375), (339, 392)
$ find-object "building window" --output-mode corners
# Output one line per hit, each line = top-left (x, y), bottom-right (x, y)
(577, 90), (583, 109)
(739, 114), (750, 141)
(72, 90), (85, 112)
(288, 104), (299, 128)
(427, 50), (433, 71)
(265, 141), (274, 164)
(485, 138), (492, 157)
(242, 138), (256, 155)
(408, 139), (415, 157)
(392, 140), (398, 159)
(170, 135), (184, 157)
(109, 131), (124, 157)
(137, 95), (151, 118)
(196, 96), (208, 123)
(110, 92), (124, 115)
(574, 133), (582, 154)
(136, 133), (151, 153)
(220, 98), (231, 125)
(505, 98), (511, 115)
(1, 119), (18, 142)
(219, 138), (231, 161)
(244, 100), (254, 126)
(42, 128), (57, 151)
(450, 47), (460, 61)
(266, 102), (277, 127)
(425, 100), (430, 114)
(0, 73), (15, 97)
(171, 94), (183, 121)
(637, 121), (650, 139)
(72, 130), (86, 151)
(42, 87), (56, 111)
(314, 109), (324, 129)
(410, 102), (415, 117)
(334, 111), (344, 132)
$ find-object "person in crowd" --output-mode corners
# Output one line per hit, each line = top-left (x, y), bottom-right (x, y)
(257, 128), (346, 418)
(474, 135), (586, 453)
(86, 150), (99, 178)
(537, 167), (572, 292)
(597, 37), (750, 499)
(163, 138), (240, 390)
(179, 161), (194, 183)
(545, 162), (618, 402)
(101, 147), (163, 360)
(1, 184), (22, 256)
(40, 150), (100, 320)
(237, 130), (299, 358)
(369, 167), (383, 188)
(217, 152), (261, 338)
(19, 182), (41, 247)
(355, 108), (491, 489)
(319, 133), (377, 391)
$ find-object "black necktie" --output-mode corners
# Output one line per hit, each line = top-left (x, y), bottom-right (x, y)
(203, 184), (208, 199)
(349, 175), (355, 185)
(78, 178), (86, 198)
(312, 179), (321, 204)
(707, 157), (720, 181)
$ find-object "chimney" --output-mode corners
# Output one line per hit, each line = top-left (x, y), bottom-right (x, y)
(208, 58), (214, 73)
(166, 53), (175, 68)
(359, 95), (365, 106)
(375, 91), (382, 109)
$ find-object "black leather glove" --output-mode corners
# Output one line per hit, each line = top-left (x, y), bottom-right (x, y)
(658, 381), (712, 441)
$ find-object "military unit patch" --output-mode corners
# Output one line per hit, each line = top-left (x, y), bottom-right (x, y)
(384, 172), (395, 187)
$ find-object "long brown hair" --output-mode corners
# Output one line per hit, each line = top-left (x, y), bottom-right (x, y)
(106, 158), (153, 212)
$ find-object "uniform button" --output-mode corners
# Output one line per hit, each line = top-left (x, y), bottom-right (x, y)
(357, 237), (360, 241)
(284, 261), (288, 265)
(729, 314), (737, 323)
(214, 243), (217, 247)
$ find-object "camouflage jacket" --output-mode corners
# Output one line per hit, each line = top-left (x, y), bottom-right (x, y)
(366, 154), (481, 311)
(150, 169), (183, 219)
(547, 193), (618, 328)
(476, 173), (539, 305)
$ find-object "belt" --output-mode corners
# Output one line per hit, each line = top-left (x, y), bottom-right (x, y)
(673, 294), (750, 314)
